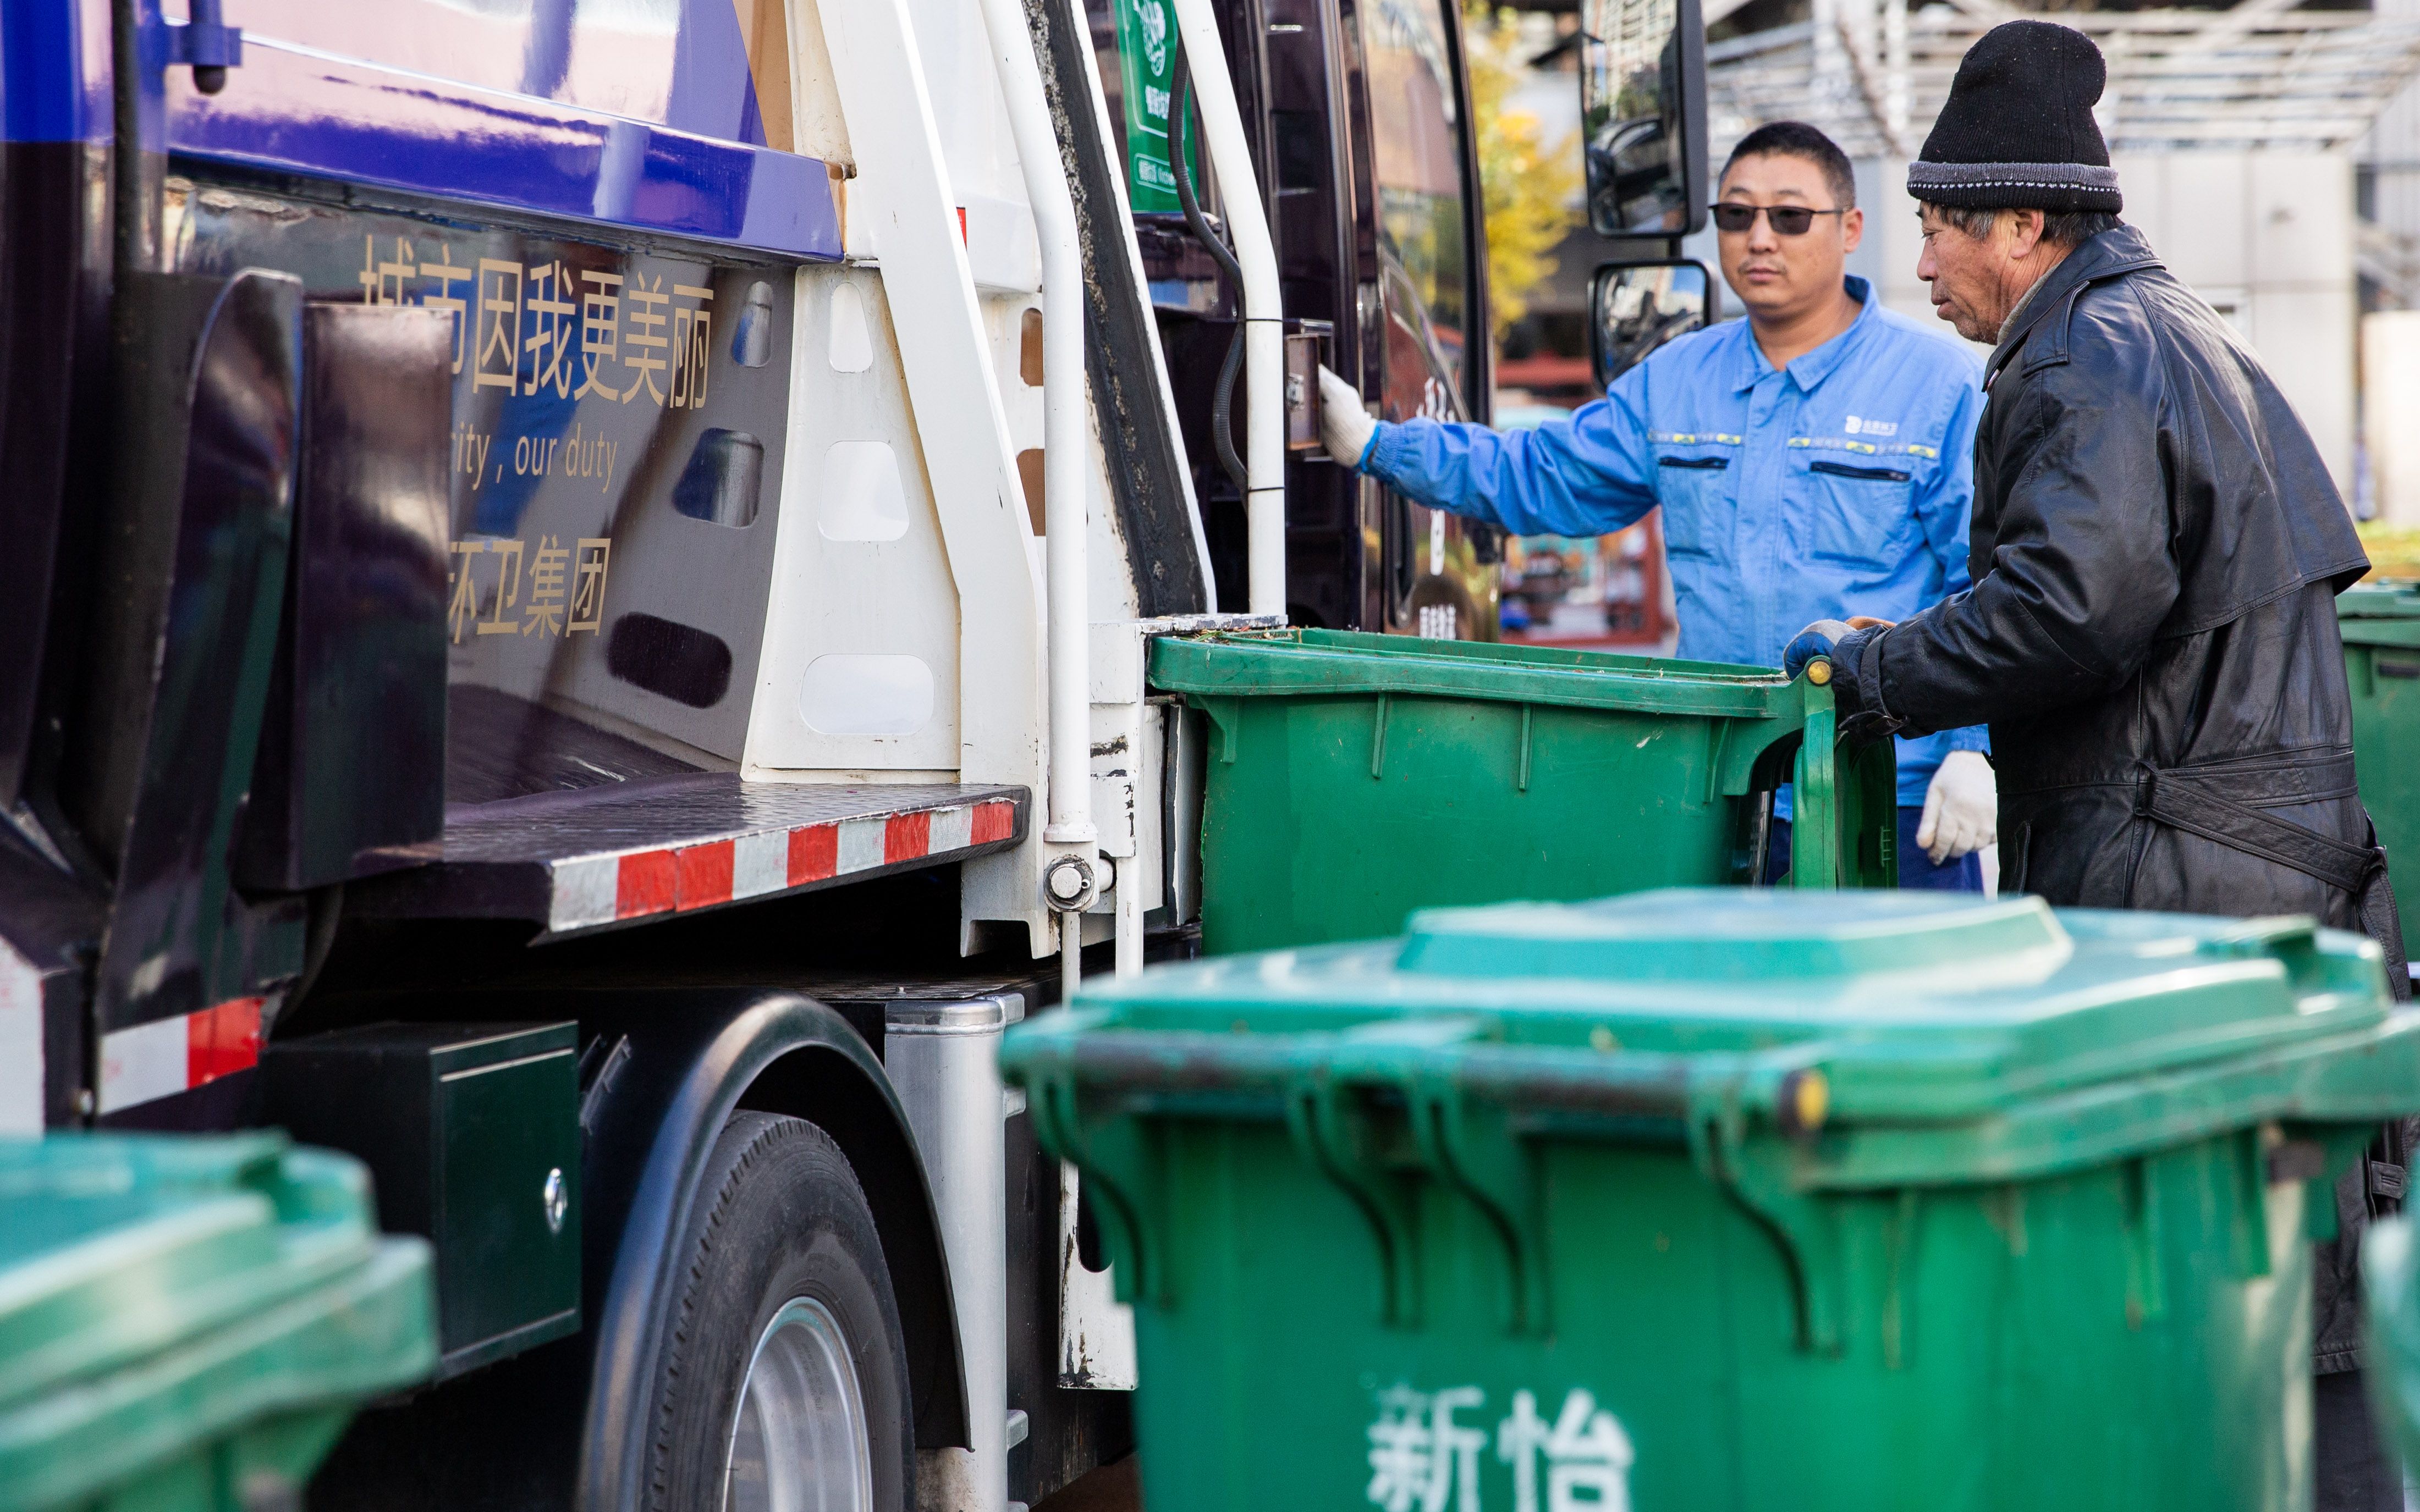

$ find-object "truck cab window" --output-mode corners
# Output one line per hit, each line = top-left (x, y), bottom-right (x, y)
(1361, 0), (1472, 416)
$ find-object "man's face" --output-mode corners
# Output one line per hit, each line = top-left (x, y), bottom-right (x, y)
(1917, 206), (2031, 343)
(1715, 153), (1862, 324)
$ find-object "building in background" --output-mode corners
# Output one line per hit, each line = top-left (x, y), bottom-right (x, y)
(2358, 0), (2420, 526)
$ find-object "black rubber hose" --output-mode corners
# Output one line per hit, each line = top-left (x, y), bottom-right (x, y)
(1207, 307), (1248, 498)
(1170, 48), (1250, 500)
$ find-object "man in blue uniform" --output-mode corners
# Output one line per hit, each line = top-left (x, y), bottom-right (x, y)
(1318, 121), (1992, 886)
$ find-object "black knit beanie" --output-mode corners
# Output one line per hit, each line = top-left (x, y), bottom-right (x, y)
(1906, 20), (2121, 214)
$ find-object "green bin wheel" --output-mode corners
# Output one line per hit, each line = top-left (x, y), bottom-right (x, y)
(642, 1112), (913, 1512)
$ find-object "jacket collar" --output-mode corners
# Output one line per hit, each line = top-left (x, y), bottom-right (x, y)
(1729, 275), (1879, 394)
(1985, 224), (2162, 384)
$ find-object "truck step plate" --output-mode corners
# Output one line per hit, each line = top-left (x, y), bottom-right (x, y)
(351, 775), (1026, 937)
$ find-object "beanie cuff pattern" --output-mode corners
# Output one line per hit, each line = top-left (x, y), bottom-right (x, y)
(1906, 159), (2122, 213)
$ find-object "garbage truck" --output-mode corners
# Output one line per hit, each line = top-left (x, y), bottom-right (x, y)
(0, 0), (1757, 1506)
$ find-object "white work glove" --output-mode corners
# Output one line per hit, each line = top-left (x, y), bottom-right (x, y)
(1318, 364), (1377, 470)
(1916, 749), (1997, 865)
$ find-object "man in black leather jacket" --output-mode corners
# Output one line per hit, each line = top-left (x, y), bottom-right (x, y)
(1785, 21), (2414, 1509)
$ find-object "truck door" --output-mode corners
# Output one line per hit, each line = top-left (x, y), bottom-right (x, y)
(1350, 0), (1498, 639)
(1087, 0), (1498, 636)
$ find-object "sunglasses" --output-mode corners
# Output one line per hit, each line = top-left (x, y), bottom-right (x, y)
(1710, 203), (1848, 235)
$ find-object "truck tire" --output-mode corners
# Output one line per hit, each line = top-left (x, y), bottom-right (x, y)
(645, 1111), (914, 1512)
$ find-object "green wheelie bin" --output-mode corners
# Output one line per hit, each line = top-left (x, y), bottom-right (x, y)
(2340, 582), (2420, 959)
(1149, 630), (1897, 954)
(2361, 1216), (2420, 1471)
(0, 1133), (436, 1512)
(1005, 888), (2420, 1512)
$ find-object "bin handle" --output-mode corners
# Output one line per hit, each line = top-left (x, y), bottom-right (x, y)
(1016, 1024), (1838, 1334)
(1026, 1029), (1830, 1138)
(1790, 681), (1841, 889)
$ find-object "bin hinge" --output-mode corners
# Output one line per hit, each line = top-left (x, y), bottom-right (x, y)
(1028, 1074), (1168, 1308)
(2231, 1126), (2276, 1283)
(1285, 1071), (1427, 1329)
(1402, 1064), (1552, 1336)
(1202, 697), (1242, 764)
(1687, 1070), (1847, 1356)
(2119, 1156), (2169, 1328)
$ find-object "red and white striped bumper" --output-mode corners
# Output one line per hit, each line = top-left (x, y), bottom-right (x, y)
(546, 797), (1019, 934)
(348, 777), (1029, 936)
(98, 996), (266, 1114)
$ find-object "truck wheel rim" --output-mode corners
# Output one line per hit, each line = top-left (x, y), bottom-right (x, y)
(723, 1296), (874, 1512)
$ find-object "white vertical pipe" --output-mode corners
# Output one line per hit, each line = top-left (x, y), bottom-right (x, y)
(972, 0), (1093, 995)
(1167, 0), (1286, 617)
(1114, 707), (1145, 978)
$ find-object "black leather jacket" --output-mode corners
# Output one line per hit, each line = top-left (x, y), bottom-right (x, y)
(1834, 224), (2373, 917)
(1827, 225), (2405, 1370)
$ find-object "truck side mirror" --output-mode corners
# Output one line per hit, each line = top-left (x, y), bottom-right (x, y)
(1590, 260), (1714, 389)
(1579, 0), (1708, 239)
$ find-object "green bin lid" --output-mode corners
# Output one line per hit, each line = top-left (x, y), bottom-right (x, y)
(2340, 583), (2420, 645)
(0, 1134), (435, 1512)
(2344, 584), (2420, 616)
(1148, 628), (1796, 718)
(1011, 889), (2420, 1188)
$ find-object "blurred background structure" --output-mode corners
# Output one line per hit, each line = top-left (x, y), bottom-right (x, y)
(1472, 0), (2420, 628)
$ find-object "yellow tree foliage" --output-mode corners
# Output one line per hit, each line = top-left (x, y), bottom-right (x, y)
(1464, 3), (1583, 342)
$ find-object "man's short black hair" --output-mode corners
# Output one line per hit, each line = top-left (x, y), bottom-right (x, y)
(1924, 201), (2121, 250)
(1722, 122), (1856, 210)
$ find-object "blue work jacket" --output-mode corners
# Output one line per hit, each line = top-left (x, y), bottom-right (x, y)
(1361, 275), (1988, 809)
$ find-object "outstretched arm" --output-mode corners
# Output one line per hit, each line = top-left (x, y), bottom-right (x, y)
(1319, 365), (1663, 540)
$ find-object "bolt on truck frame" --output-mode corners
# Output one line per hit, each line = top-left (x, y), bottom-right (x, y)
(0, 0), (1519, 1506)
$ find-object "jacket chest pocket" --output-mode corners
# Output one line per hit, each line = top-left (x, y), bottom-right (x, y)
(1656, 453), (1732, 558)
(1800, 457), (1916, 564)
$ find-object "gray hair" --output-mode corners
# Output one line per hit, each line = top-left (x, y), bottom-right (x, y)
(1923, 201), (2120, 250)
